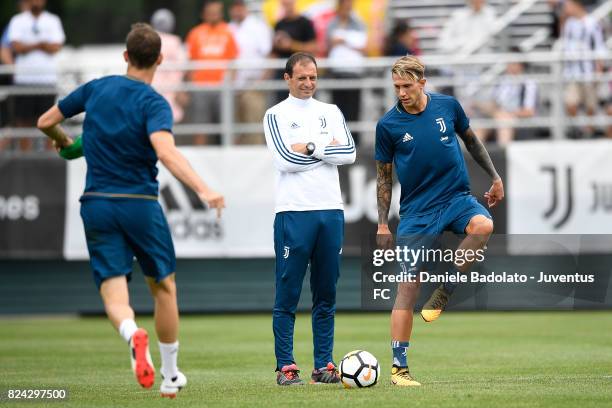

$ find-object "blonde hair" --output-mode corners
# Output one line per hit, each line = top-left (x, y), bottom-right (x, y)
(391, 56), (425, 81)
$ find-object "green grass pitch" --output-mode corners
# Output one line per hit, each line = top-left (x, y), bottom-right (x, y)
(1, 312), (611, 407)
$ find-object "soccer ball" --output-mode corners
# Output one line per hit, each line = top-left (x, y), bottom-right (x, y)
(339, 350), (379, 388)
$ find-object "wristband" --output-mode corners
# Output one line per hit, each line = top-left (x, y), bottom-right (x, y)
(59, 135), (84, 160)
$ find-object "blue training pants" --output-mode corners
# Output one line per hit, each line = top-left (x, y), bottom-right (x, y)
(272, 210), (344, 370)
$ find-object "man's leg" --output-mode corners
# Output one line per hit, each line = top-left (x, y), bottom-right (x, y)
(421, 209), (493, 323)
(98, 275), (155, 389)
(146, 274), (178, 343)
(309, 210), (343, 383)
(119, 199), (184, 397)
(273, 212), (314, 385)
(390, 279), (422, 385)
(145, 274), (186, 398)
(99, 276), (136, 335)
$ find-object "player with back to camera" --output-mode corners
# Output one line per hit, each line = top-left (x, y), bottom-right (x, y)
(263, 52), (356, 385)
(375, 56), (504, 386)
(37, 23), (225, 398)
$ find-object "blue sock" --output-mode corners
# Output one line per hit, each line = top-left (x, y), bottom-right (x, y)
(391, 341), (409, 368)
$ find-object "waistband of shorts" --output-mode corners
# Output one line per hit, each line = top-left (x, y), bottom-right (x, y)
(81, 192), (158, 201)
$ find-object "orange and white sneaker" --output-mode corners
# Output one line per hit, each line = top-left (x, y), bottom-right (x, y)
(160, 371), (187, 398)
(129, 328), (155, 389)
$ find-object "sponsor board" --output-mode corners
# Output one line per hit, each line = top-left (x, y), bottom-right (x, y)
(0, 157), (65, 258)
(64, 147), (276, 259)
(63, 145), (507, 259)
(507, 141), (612, 254)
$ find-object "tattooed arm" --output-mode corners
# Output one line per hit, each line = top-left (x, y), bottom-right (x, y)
(376, 161), (394, 248)
(459, 127), (505, 208)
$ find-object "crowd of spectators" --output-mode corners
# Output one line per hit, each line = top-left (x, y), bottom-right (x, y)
(0, 0), (609, 149)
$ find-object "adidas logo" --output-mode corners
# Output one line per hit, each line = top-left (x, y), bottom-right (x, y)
(402, 133), (413, 142)
(290, 122), (300, 129)
(159, 181), (222, 240)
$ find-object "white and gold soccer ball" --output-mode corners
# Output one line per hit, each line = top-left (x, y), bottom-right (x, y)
(339, 350), (379, 388)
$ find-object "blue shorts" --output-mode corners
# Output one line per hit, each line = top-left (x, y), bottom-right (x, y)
(397, 194), (491, 272)
(80, 198), (176, 289)
(398, 194), (491, 236)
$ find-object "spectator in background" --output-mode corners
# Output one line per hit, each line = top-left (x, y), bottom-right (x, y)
(437, 0), (496, 55)
(272, 0), (316, 102)
(229, 0), (272, 145)
(7, 0), (64, 150)
(561, 0), (607, 138)
(474, 52), (538, 146)
(272, 0), (317, 58)
(384, 20), (420, 56)
(186, 0), (238, 144)
(151, 9), (188, 125)
(326, 0), (367, 145)
(547, 0), (566, 40)
(1, 25), (14, 66)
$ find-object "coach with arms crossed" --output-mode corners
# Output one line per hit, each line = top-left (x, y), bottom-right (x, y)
(263, 52), (356, 385)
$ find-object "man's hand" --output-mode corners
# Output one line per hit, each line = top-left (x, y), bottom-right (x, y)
(53, 136), (73, 152)
(376, 224), (394, 250)
(199, 190), (225, 219)
(484, 178), (504, 208)
(291, 143), (308, 154)
(273, 31), (292, 51)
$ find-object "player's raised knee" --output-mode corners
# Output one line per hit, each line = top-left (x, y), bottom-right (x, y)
(467, 215), (494, 237)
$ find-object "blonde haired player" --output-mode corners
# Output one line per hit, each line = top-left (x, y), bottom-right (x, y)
(375, 56), (504, 386)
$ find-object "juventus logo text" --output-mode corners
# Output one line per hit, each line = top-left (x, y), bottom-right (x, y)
(436, 118), (446, 133)
(541, 166), (573, 229)
(283, 246), (290, 259)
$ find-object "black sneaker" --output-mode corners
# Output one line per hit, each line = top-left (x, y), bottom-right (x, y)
(310, 362), (340, 384)
(276, 364), (304, 386)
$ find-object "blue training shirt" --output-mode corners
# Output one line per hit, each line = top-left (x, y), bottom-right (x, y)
(375, 92), (471, 216)
(58, 75), (173, 199)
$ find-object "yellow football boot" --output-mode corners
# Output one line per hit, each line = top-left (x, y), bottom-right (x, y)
(391, 366), (421, 386)
(421, 285), (450, 323)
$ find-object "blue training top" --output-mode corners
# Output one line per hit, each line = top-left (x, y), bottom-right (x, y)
(58, 75), (173, 199)
(375, 92), (471, 216)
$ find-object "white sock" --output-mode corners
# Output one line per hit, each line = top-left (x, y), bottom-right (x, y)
(119, 319), (138, 343)
(159, 341), (179, 379)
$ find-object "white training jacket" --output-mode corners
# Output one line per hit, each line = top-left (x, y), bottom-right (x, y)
(264, 94), (356, 213)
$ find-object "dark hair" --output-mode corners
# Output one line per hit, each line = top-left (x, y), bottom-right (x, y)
(125, 23), (161, 69)
(384, 20), (411, 56)
(284, 52), (317, 77)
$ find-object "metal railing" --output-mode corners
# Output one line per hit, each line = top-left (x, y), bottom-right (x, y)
(0, 50), (610, 147)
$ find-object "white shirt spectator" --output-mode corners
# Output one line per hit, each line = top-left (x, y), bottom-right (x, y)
(562, 15), (607, 79)
(327, 14), (367, 75)
(230, 14), (272, 87)
(7, 10), (65, 85)
(494, 79), (538, 113)
(437, 5), (496, 54)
